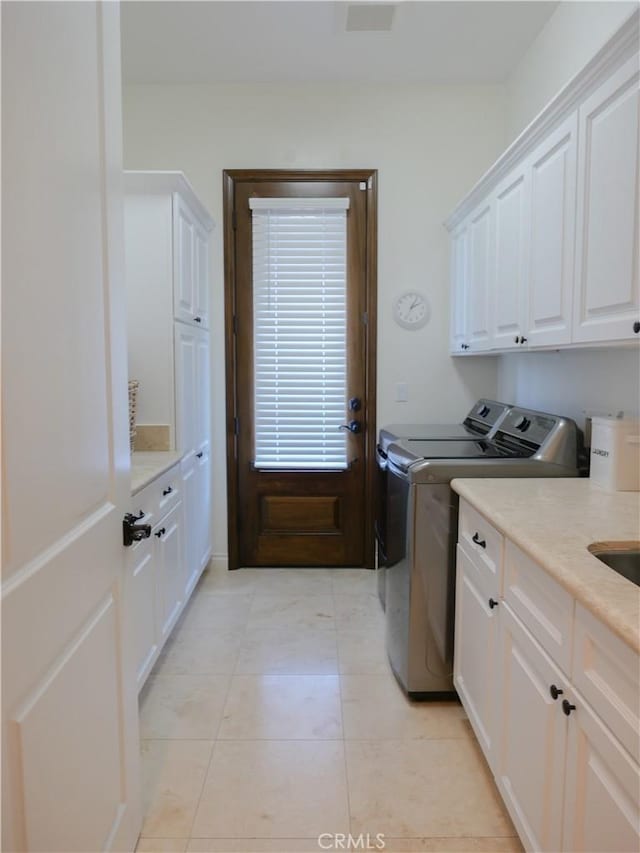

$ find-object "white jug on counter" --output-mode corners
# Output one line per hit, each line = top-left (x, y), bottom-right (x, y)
(590, 416), (640, 492)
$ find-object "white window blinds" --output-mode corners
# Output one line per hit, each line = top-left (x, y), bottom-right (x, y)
(250, 197), (350, 470)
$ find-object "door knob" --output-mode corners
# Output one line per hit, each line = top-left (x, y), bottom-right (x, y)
(123, 513), (152, 547)
(339, 420), (362, 434)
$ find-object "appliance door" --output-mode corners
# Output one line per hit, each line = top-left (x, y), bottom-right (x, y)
(384, 460), (411, 689)
(375, 446), (389, 608)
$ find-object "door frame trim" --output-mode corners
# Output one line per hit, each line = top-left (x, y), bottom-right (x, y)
(222, 169), (378, 570)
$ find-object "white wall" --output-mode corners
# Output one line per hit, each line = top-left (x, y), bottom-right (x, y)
(498, 1), (640, 433)
(505, 0), (637, 142)
(123, 82), (505, 562)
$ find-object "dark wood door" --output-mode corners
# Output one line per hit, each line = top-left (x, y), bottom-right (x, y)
(224, 171), (377, 568)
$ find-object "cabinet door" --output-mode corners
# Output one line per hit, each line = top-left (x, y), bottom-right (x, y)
(195, 328), (211, 451)
(173, 193), (196, 324)
(196, 444), (212, 577)
(493, 167), (529, 349)
(562, 691), (640, 852)
(454, 544), (499, 767)
(174, 321), (197, 456)
(127, 535), (159, 691)
(450, 222), (469, 353)
(181, 455), (200, 598)
(193, 225), (210, 330)
(155, 503), (184, 640)
(526, 113), (578, 347)
(573, 55), (640, 343)
(495, 602), (567, 853)
(467, 202), (494, 351)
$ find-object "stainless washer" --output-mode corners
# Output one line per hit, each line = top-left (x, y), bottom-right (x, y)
(384, 407), (580, 697)
(375, 399), (512, 609)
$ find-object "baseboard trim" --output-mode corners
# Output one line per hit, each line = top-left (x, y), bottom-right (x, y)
(209, 553), (229, 571)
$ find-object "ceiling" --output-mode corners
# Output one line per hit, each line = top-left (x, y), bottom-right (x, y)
(121, 1), (559, 85)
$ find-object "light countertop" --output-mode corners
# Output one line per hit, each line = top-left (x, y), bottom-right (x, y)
(131, 451), (184, 496)
(451, 478), (640, 653)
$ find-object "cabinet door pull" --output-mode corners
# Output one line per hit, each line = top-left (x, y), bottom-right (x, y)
(162, 486), (173, 496)
(634, 321), (640, 334)
(562, 699), (576, 716)
(196, 451), (204, 459)
(472, 532), (487, 548)
(194, 316), (202, 323)
(154, 527), (166, 539)
(520, 336), (528, 344)
(488, 598), (499, 609)
(549, 684), (564, 701)
(514, 336), (520, 344)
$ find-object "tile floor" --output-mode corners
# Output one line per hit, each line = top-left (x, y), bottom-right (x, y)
(137, 566), (522, 853)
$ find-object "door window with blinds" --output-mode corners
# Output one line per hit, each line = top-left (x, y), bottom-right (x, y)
(250, 197), (349, 470)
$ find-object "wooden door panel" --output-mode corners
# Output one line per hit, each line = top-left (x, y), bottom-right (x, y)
(227, 172), (376, 567)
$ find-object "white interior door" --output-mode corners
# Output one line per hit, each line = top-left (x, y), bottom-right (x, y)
(2, 3), (141, 851)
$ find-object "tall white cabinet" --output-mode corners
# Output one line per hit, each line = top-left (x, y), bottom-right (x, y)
(125, 171), (214, 614)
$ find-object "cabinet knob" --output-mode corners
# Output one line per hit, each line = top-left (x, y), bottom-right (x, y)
(634, 321), (640, 334)
(194, 316), (202, 323)
(155, 527), (166, 538)
(520, 336), (528, 344)
(514, 336), (520, 344)
(162, 486), (173, 496)
(488, 598), (499, 609)
(196, 451), (204, 459)
(562, 699), (576, 716)
(472, 532), (487, 548)
(549, 684), (564, 701)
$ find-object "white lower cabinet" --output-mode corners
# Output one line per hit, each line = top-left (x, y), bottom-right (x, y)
(454, 498), (640, 853)
(495, 601), (567, 852)
(453, 544), (499, 766)
(127, 533), (159, 691)
(154, 501), (184, 640)
(562, 693), (640, 852)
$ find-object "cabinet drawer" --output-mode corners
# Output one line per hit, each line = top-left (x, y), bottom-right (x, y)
(504, 540), (574, 675)
(133, 463), (181, 524)
(458, 499), (504, 596)
(572, 603), (640, 764)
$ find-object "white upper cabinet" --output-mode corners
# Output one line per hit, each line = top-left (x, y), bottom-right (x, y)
(493, 165), (529, 349)
(450, 222), (469, 353)
(573, 55), (640, 343)
(467, 202), (494, 352)
(446, 12), (640, 354)
(194, 224), (211, 329)
(173, 193), (196, 325)
(526, 113), (578, 347)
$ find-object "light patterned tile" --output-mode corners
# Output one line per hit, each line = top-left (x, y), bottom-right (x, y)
(174, 593), (254, 636)
(197, 568), (261, 596)
(336, 627), (388, 675)
(247, 594), (335, 631)
(333, 593), (384, 631)
(140, 740), (212, 838)
(191, 740), (349, 838)
(187, 840), (323, 852)
(330, 568), (378, 597)
(153, 628), (243, 676)
(136, 839), (188, 852)
(140, 675), (231, 739)
(341, 675), (468, 740)
(251, 568), (333, 596)
(346, 739), (514, 838)
(219, 675), (342, 740)
(376, 838), (523, 852)
(236, 625), (339, 675)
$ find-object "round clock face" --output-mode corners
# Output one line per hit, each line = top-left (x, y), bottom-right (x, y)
(393, 291), (430, 330)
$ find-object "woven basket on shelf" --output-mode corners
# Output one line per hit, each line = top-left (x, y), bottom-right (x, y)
(128, 380), (139, 452)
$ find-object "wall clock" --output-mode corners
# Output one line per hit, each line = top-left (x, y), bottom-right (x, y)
(393, 290), (430, 330)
